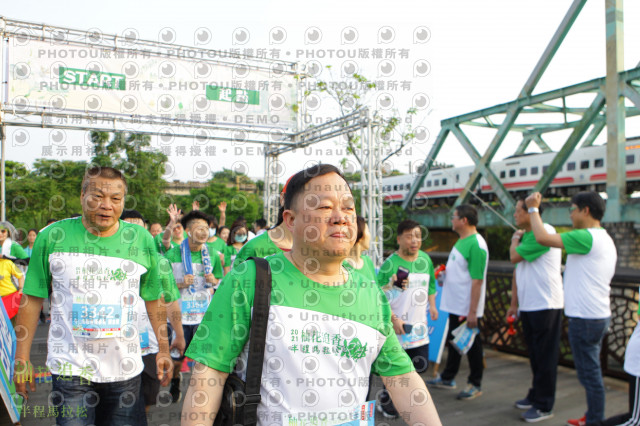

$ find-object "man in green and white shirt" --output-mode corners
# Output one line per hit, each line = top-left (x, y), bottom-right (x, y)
(525, 191), (616, 425)
(430, 204), (488, 401)
(507, 199), (563, 423)
(182, 164), (441, 426)
(376, 219), (437, 418)
(15, 167), (174, 425)
(164, 209), (223, 403)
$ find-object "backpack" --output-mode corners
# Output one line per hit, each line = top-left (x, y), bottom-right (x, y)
(214, 257), (271, 426)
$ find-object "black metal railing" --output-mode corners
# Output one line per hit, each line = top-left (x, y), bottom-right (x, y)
(428, 252), (640, 379)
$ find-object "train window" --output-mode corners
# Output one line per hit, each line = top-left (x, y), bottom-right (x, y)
(543, 165), (549, 173)
(456, 174), (459, 182)
(405, 184), (411, 190)
(393, 185), (398, 190)
(434, 179), (440, 186)
(509, 169), (516, 177)
(627, 154), (634, 164)
(567, 162), (576, 171)
(520, 168), (527, 176)
(500, 171), (506, 179)
(442, 178), (447, 185)
(580, 160), (589, 170)
(595, 158), (604, 167)
(531, 166), (539, 175)
(427, 180), (432, 187)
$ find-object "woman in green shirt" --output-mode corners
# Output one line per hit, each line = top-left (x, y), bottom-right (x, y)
(344, 216), (376, 282)
(223, 224), (248, 275)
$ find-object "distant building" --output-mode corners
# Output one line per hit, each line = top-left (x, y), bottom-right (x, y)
(164, 179), (258, 196)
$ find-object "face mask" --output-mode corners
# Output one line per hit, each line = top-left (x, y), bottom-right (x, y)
(235, 234), (247, 243)
(209, 228), (216, 238)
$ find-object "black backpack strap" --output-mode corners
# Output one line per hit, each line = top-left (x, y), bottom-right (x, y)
(243, 257), (272, 426)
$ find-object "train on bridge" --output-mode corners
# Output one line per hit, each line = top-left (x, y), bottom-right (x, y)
(375, 139), (640, 205)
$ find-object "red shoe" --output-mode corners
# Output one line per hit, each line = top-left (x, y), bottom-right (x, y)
(566, 415), (586, 426)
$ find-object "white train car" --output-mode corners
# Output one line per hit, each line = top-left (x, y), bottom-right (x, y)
(377, 140), (640, 205)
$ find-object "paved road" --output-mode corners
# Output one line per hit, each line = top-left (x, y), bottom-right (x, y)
(12, 322), (630, 425)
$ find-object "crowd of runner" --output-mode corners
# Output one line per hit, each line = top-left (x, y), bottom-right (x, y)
(1, 163), (639, 426)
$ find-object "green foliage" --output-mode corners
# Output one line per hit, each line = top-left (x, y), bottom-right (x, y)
(6, 160), (86, 231)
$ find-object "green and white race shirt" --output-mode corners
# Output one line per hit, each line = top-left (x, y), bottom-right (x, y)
(186, 253), (413, 426)
(376, 252), (436, 349)
(440, 233), (489, 318)
(23, 217), (169, 383)
(514, 225), (563, 311)
(344, 254), (376, 284)
(164, 243), (223, 325)
(233, 232), (284, 268)
(560, 228), (616, 319)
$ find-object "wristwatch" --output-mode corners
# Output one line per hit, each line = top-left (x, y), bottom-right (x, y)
(528, 207), (539, 214)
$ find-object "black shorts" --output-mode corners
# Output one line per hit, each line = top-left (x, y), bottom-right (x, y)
(141, 354), (160, 407)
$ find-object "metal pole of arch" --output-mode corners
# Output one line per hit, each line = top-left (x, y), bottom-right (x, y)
(1, 124), (4, 222)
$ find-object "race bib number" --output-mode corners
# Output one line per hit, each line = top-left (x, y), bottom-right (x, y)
(71, 302), (123, 338)
(181, 287), (211, 323)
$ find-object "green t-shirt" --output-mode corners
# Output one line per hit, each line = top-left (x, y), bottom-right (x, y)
(515, 231), (550, 262)
(223, 245), (239, 268)
(377, 252), (436, 295)
(186, 252), (413, 420)
(164, 243), (224, 280)
(207, 237), (226, 255)
(561, 228), (593, 255)
(23, 217), (170, 382)
(154, 233), (179, 255)
(376, 252), (436, 349)
(440, 233), (489, 318)
(7, 241), (28, 260)
(343, 254), (376, 283)
(233, 232), (283, 268)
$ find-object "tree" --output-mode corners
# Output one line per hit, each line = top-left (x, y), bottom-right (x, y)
(6, 159), (86, 232)
(295, 68), (422, 169)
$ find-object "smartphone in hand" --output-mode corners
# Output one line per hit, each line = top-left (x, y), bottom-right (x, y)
(402, 323), (413, 334)
(394, 266), (410, 289)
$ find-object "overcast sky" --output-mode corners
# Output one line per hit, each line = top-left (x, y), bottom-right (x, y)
(2, 0), (639, 183)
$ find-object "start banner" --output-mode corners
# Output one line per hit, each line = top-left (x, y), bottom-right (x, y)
(6, 39), (298, 130)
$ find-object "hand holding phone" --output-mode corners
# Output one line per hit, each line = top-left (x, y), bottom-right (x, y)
(394, 266), (410, 289)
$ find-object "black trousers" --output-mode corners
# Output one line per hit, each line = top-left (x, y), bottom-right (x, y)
(520, 309), (563, 412)
(441, 313), (484, 388)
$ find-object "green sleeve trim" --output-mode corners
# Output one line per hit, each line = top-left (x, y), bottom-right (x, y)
(561, 229), (593, 255)
(10, 243), (28, 260)
(467, 239), (487, 280)
(515, 232), (550, 262)
(22, 230), (51, 298)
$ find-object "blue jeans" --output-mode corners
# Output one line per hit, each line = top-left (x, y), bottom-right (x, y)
(568, 317), (610, 423)
(51, 374), (145, 426)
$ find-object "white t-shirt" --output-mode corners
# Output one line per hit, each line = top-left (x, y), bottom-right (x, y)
(514, 224), (564, 311)
(624, 321), (640, 376)
(561, 228), (616, 319)
(440, 233), (489, 318)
